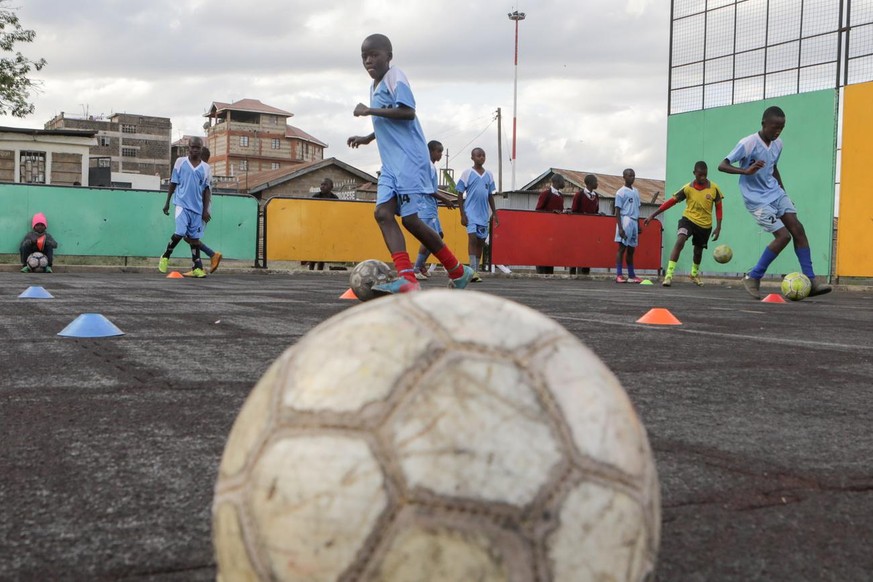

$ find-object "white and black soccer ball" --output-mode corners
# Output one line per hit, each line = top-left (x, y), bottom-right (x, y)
(349, 259), (393, 301)
(26, 252), (48, 272)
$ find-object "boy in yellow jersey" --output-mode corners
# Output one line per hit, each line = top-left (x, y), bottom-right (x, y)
(645, 161), (723, 286)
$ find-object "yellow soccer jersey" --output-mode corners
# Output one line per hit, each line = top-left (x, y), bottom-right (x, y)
(680, 181), (723, 228)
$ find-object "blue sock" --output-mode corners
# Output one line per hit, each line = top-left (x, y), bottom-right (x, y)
(628, 264), (636, 278)
(616, 260), (623, 277)
(200, 242), (214, 258)
(749, 247), (778, 279)
(413, 253), (428, 271)
(795, 246), (815, 280)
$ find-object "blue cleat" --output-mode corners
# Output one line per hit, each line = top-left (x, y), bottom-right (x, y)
(448, 266), (475, 289)
(371, 277), (421, 294)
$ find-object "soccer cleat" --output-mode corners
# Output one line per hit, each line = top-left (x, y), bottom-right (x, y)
(690, 274), (703, 286)
(44, 266), (53, 274)
(449, 266), (476, 289)
(182, 270), (197, 277)
(471, 272), (483, 283)
(210, 251), (223, 274)
(626, 277), (642, 284)
(158, 257), (169, 273)
(414, 267), (429, 281)
(372, 277), (421, 294)
(662, 274), (672, 287)
(615, 275), (627, 283)
(809, 280), (832, 297)
(191, 268), (207, 278)
(742, 275), (761, 299)
(20, 265), (31, 273)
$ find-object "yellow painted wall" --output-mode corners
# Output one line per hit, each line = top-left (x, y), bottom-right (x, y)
(837, 82), (873, 277)
(266, 198), (470, 263)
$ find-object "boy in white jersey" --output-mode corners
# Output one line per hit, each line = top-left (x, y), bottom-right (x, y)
(347, 34), (473, 293)
(718, 106), (831, 299)
(614, 168), (642, 283)
(456, 147), (499, 282)
(158, 136), (210, 278)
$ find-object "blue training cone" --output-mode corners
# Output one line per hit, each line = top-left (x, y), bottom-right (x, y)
(58, 313), (125, 338)
(19, 286), (54, 299)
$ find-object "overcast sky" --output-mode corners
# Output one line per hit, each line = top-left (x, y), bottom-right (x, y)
(7, 0), (670, 187)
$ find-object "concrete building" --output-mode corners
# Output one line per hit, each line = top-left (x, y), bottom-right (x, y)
(204, 98), (327, 178)
(44, 112), (172, 180)
(0, 126), (97, 186)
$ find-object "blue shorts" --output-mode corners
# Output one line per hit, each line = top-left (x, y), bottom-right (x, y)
(174, 206), (204, 239)
(376, 178), (421, 218)
(614, 216), (639, 247)
(746, 194), (797, 233)
(420, 216), (443, 236)
(467, 223), (488, 240)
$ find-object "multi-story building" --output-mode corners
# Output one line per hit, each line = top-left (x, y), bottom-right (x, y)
(44, 112), (172, 180)
(203, 99), (327, 178)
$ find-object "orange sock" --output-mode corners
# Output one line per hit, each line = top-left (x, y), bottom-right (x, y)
(391, 252), (417, 283)
(434, 245), (464, 279)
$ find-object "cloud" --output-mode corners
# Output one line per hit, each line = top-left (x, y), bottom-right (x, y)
(9, 0), (671, 184)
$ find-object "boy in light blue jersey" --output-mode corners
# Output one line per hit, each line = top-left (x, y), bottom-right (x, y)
(614, 168), (642, 283)
(718, 106), (831, 299)
(158, 136), (211, 278)
(413, 140), (457, 280)
(347, 34), (473, 293)
(456, 147), (498, 281)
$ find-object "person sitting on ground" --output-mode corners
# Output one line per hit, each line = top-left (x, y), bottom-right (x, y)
(20, 212), (59, 273)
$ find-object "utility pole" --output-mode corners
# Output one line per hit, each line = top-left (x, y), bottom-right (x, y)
(496, 107), (503, 193)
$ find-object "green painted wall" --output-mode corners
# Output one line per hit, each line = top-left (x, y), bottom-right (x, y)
(664, 90), (837, 278)
(0, 184), (258, 260)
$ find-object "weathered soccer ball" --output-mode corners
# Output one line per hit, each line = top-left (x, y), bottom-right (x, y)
(349, 259), (392, 301)
(781, 272), (811, 301)
(712, 244), (733, 264)
(213, 290), (660, 582)
(26, 252), (48, 272)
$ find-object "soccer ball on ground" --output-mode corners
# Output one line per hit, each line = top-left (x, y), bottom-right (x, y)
(349, 259), (393, 301)
(781, 272), (811, 301)
(213, 290), (660, 582)
(712, 244), (733, 264)
(26, 252), (48, 272)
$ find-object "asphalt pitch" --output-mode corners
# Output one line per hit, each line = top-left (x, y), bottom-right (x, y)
(1, 270), (871, 581)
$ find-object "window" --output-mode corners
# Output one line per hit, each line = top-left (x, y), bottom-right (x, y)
(20, 151), (46, 183)
(266, 115), (277, 125)
(122, 147), (137, 157)
(98, 136), (111, 147)
(121, 124), (137, 134)
(271, 162), (280, 170)
(240, 135), (249, 147)
(304, 143), (310, 157)
(271, 138), (280, 150)
(239, 160), (248, 171)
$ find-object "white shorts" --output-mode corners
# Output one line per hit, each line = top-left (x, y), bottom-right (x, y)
(614, 216), (639, 247)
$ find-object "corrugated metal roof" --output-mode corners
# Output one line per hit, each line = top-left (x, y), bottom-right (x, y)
(523, 168), (666, 204)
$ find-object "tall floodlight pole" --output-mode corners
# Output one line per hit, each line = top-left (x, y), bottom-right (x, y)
(508, 10), (525, 191)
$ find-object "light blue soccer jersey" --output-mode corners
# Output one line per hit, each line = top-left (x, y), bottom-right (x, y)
(170, 157), (208, 214)
(614, 186), (640, 219)
(457, 167), (496, 225)
(725, 133), (785, 207)
(417, 164), (440, 220)
(370, 66), (432, 195)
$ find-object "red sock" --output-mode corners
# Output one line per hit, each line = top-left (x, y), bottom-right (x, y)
(434, 245), (464, 279)
(391, 252), (417, 283)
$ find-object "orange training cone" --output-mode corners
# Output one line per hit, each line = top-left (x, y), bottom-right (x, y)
(340, 288), (358, 300)
(636, 308), (682, 325)
(166, 271), (184, 279)
(762, 293), (787, 303)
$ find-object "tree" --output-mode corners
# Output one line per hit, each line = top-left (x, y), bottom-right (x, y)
(0, 2), (46, 117)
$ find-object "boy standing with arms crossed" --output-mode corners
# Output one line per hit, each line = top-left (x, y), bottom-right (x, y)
(614, 168), (642, 283)
(347, 34), (473, 293)
(456, 147), (499, 282)
(645, 161), (724, 287)
(718, 106), (831, 299)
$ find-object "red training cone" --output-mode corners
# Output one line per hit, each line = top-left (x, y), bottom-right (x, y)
(339, 288), (358, 300)
(166, 271), (184, 279)
(636, 308), (682, 325)
(761, 293), (787, 303)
